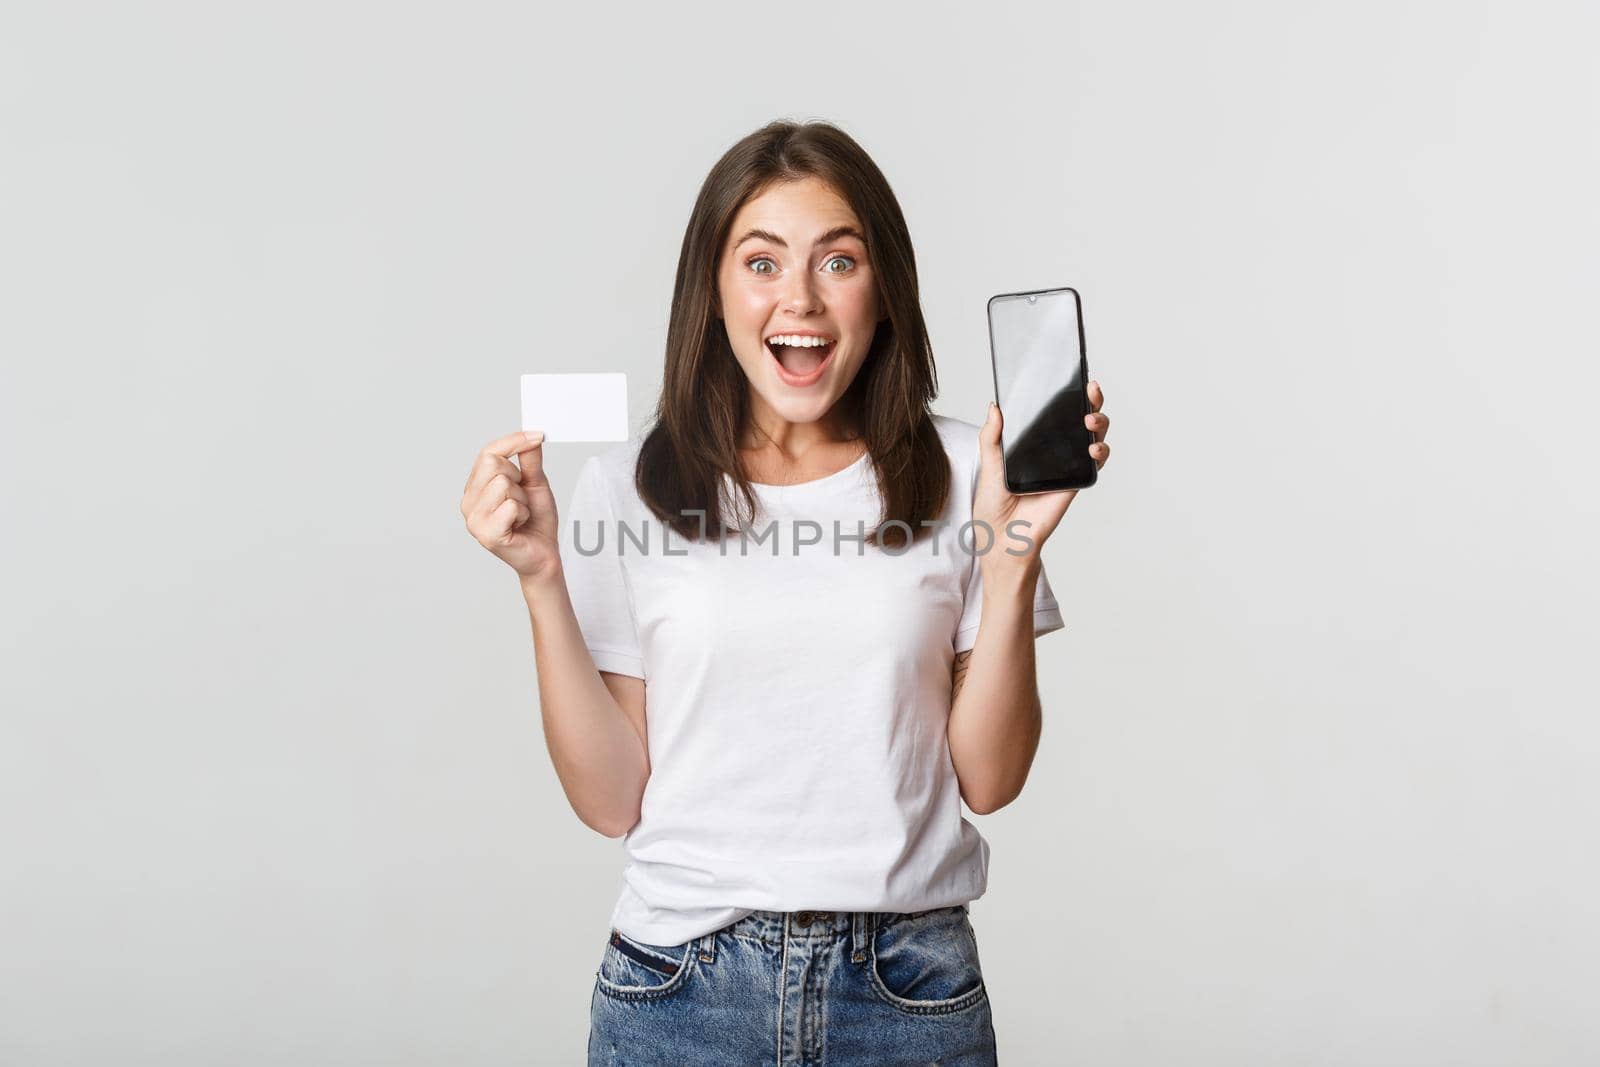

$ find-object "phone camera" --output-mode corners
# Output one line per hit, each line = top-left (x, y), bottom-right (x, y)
(1027, 295), (1037, 303)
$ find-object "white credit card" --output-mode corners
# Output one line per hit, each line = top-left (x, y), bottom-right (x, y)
(520, 373), (630, 442)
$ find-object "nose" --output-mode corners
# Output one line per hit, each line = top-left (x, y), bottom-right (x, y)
(781, 268), (823, 316)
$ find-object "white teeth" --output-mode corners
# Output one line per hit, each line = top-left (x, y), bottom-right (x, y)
(766, 334), (833, 347)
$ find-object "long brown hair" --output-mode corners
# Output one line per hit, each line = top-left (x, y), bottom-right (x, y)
(635, 119), (949, 550)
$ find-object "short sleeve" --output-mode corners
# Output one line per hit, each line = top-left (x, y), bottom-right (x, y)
(560, 456), (646, 679)
(952, 553), (1066, 654)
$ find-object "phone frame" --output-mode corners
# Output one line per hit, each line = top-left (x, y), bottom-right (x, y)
(985, 285), (1096, 495)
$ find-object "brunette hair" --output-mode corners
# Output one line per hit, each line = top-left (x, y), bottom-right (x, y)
(635, 119), (950, 550)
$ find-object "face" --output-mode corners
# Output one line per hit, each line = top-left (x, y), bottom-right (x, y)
(715, 175), (883, 437)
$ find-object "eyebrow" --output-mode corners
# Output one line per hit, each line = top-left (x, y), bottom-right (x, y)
(732, 224), (866, 251)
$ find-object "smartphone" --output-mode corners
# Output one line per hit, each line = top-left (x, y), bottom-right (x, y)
(986, 286), (1096, 493)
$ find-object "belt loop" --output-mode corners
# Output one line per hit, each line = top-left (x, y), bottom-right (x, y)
(851, 911), (870, 964)
(698, 930), (717, 964)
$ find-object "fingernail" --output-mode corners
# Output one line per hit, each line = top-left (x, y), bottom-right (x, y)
(525, 430), (544, 444)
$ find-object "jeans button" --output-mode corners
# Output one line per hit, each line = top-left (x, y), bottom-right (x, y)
(795, 911), (814, 926)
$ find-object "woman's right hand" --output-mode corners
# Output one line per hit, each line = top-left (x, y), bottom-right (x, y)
(461, 429), (561, 582)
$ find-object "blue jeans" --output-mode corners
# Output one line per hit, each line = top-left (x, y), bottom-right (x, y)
(588, 905), (998, 1065)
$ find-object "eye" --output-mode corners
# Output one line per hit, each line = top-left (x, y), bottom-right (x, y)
(824, 255), (856, 273)
(746, 256), (777, 275)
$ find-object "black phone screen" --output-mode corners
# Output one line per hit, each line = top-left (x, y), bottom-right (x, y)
(986, 286), (1096, 493)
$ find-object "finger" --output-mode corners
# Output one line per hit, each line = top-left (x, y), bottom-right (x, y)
(467, 497), (513, 544)
(485, 497), (523, 541)
(1090, 441), (1110, 468)
(486, 429), (544, 460)
(464, 451), (525, 503)
(477, 472), (528, 516)
(1087, 379), (1104, 414)
(469, 475), (508, 527)
(465, 430), (543, 495)
(1084, 412), (1109, 443)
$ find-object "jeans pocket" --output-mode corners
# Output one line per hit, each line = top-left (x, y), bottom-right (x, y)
(866, 906), (988, 1015)
(595, 928), (696, 1001)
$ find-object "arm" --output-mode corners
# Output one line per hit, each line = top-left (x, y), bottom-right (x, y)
(521, 570), (650, 839)
(948, 386), (1111, 814)
(946, 561), (1044, 815)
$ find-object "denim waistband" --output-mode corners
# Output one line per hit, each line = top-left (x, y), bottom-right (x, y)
(694, 905), (971, 966)
(725, 910), (872, 942)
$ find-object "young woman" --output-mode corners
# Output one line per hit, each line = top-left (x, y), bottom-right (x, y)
(462, 119), (1110, 1065)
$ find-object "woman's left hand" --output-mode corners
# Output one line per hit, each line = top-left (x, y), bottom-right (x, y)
(973, 380), (1110, 569)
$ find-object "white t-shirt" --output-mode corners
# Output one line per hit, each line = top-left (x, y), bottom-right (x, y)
(558, 413), (1064, 946)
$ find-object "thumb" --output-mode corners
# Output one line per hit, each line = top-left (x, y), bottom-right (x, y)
(516, 430), (549, 491)
(979, 401), (1005, 474)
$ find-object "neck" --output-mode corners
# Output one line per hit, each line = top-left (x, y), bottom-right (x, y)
(739, 395), (860, 456)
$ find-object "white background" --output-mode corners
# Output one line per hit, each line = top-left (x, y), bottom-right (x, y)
(3, 2), (1596, 1063)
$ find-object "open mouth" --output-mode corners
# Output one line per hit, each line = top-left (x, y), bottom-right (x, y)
(764, 336), (838, 386)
